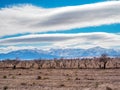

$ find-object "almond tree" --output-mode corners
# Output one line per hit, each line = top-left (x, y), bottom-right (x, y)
(78, 60), (81, 69)
(3, 60), (20, 69)
(99, 54), (109, 69)
(54, 60), (60, 69)
(1, 59), (10, 68)
(11, 60), (20, 69)
(35, 60), (45, 69)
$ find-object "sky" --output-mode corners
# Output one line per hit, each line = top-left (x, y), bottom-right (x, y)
(0, 0), (120, 53)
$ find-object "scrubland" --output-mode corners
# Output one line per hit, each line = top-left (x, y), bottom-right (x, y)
(0, 56), (120, 90)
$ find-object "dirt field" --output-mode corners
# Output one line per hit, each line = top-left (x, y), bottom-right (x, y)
(0, 69), (120, 90)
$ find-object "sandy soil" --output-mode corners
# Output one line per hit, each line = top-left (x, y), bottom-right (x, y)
(0, 69), (120, 90)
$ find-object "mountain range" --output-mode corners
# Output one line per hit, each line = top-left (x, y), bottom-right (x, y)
(0, 46), (120, 60)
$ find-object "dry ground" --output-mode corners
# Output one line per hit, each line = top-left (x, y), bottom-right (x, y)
(0, 69), (120, 90)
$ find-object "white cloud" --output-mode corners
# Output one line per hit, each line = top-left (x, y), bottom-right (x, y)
(0, 1), (120, 37)
(0, 32), (120, 50)
(0, 46), (36, 53)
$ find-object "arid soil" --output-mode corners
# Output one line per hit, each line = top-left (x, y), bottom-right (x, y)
(0, 69), (120, 90)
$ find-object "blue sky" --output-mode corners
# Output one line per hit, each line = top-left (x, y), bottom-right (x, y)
(0, 0), (120, 53)
(0, 0), (105, 8)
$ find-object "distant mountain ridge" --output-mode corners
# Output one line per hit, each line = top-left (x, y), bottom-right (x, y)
(0, 46), (120, 60)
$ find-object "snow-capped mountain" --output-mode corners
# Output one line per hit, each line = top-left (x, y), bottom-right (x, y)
(0, 49), (58, 60)
(0, 46), (120, 60)
(49, 46), (120, 58)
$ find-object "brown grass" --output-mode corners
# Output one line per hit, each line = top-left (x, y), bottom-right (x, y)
(0, 68), (120, 90)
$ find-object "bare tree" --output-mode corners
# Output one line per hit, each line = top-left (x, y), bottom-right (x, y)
(54, 60), (60, 69)
(78, 60), (81, 69)
(35, 60), (45, 69)
(3, 60), (20, 69)
(11, 60), (20, 69)
(1, 59), (10, 68)
(99, 54), (109, 69)
(81, 58), (88, 69)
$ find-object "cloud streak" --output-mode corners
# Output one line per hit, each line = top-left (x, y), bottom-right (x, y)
(0, 32), (120, 49)
(0, 1), (120, 37)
